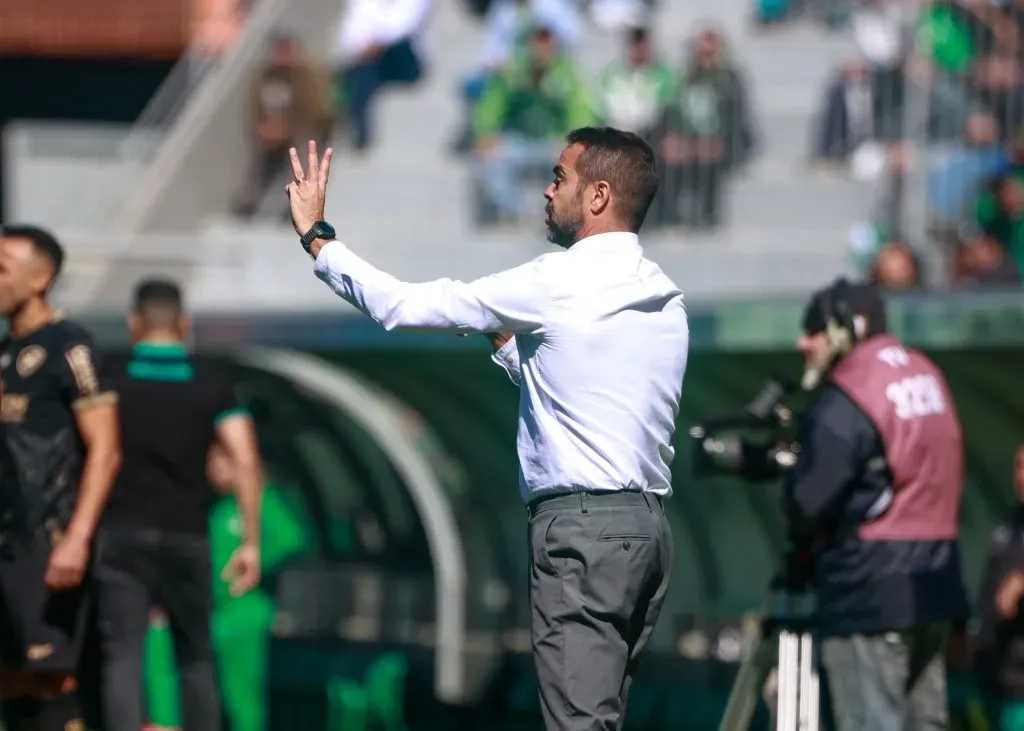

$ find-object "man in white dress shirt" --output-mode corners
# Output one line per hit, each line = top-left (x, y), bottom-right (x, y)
(285, 127), (689, 731)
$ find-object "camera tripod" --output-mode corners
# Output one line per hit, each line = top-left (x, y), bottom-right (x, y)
(717, 590), (820, 731)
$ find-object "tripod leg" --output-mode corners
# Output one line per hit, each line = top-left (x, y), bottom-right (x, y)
(807, 635), (820, 731)
(777, 631), (800, 731)
(797, 633), (813, 731)
(718, 626), (779, 731)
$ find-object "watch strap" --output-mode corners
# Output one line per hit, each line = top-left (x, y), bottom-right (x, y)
(300, 221), (332, 254)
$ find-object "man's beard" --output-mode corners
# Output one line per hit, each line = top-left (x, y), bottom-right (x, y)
(544, 200), (583, 249)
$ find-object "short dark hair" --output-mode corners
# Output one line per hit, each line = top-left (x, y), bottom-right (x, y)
(133, 278), (183, 317)
(0, 224), (64, 281)
(531, 25), (554, 41)
(565, 127), (658, 232)
(628, 26), (650, 44)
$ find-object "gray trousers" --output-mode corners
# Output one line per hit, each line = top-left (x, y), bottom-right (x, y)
(528, 490), (673, 731)
(822, 621), (950, 731)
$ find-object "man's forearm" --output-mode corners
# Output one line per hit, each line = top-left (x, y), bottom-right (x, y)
(68, 446), (122, 541)
(235, 462), (263, 548)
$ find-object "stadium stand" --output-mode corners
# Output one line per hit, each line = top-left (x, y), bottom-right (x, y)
(5, 0), (1023, 311)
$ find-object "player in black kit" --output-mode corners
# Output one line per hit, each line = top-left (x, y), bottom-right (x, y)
(0, 226), (121, 731)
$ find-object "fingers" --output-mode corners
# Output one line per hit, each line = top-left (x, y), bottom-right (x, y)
(318, 147), (333, 189)
(288, 147), (304, 181)
(307, 140), (319, 181)
(229, 568), (259, 596)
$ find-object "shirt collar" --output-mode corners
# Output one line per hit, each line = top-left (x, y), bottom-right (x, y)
(567, 231), (640, 254)
(133, 341), (188, 358)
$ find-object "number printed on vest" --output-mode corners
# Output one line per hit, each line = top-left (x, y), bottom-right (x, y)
(885, 373), (946, 420)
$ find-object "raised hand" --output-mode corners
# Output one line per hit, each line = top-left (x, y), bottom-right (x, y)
(285, 140), (333, 237)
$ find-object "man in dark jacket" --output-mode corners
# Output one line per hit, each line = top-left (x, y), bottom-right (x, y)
(783, 278), (969, 731)
(976, 445), (1024, 731)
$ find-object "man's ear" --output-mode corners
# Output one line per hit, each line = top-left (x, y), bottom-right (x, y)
(126, 313), (141, 340)
(30, 264), (55, 298)
(179, 315), (193, 340)
(589, 181), (612, 216)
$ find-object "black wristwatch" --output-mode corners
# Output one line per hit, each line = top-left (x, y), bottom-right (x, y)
(299, 220), (336, 256)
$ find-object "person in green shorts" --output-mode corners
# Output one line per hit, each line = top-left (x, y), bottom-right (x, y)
(144, 444), (314, 731)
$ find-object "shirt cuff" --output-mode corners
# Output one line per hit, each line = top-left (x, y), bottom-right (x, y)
(491, 338), (520, 384)
(313, 240), (343, 273)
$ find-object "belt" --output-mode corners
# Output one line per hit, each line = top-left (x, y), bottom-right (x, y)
(526, 489), (664, 517)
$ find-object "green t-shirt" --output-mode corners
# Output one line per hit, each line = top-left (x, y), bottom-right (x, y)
(209, 482), (313, 605)
(916, 6), (974, 74)
(473, 53), (595, 139)
(595, 61), (676, 134)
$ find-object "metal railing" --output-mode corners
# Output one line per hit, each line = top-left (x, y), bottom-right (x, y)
(111, 0), (342, 234)
(58, 3), (257, 231)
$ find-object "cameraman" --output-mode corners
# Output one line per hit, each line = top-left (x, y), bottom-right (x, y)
(782, 279), (969, 731)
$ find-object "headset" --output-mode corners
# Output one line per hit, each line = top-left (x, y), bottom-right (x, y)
(821, 277), (864, 358)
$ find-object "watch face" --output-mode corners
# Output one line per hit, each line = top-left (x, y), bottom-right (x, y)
(318, 222), (336, 238)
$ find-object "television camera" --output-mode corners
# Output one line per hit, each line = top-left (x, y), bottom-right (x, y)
(688, 378), (802, 483)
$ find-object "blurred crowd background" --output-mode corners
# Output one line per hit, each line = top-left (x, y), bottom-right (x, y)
(3, 0), (1024, 309)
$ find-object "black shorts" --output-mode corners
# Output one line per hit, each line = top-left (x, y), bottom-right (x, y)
(0, 545), (89, 673)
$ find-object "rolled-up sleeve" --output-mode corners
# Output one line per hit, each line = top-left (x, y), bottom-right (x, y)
(314, 241), (550, 334)
(491, 337), (522, 385)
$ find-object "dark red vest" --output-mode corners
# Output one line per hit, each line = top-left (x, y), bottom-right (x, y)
(829, 334), (963, 542)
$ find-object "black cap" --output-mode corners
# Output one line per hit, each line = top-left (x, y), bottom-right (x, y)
(802, 279), (887, 338)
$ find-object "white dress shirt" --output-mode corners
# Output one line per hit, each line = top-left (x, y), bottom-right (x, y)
(314, 232), (689, 502)
(335, 0), (433, 65)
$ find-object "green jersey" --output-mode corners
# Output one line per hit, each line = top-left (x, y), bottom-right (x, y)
(474, 53), (595, 139)
(595, 61), (676, 134)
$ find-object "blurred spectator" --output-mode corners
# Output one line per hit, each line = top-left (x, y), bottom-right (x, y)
(477, 0), (579, 71)
(974, 54), (1024, 140)
(975, 446), (1024, 731)
(462, 0), (495, 17)
(810, 62), (873, 164)
(809, 0), (901, 163)
(868, 239), (924, 290)
(451, 0), (580, 154)
(659, 28), (756, 229)
(194, 0), (246, 56)
(471, 25), (594, 225)
(594, 27), (674, 141)
(594, 27), (676, 226)
(927, 114), (1012, 225)
(334, 0), (432, 151)
(587, 0), (655, 32)
(953, 235), (1022, 285)
(967, 173), (1024, 277)
(234, 35), (333, 220)
(852, 0), (904, 70)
